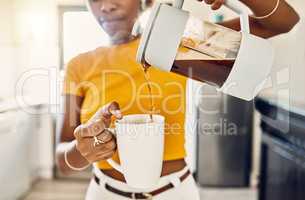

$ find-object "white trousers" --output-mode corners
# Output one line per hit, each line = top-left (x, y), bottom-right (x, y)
(85, 165), (200, 200)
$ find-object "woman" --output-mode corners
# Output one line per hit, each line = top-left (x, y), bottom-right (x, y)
(56, 0), (299, 199)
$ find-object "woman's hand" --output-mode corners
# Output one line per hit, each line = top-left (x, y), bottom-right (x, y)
(73, 101), (122, 163)
(198, 0), (225, 10)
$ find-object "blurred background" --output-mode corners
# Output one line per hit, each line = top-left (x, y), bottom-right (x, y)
(0, 0), (304, 199)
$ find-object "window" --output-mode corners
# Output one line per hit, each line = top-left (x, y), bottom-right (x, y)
(59, 6), (109, 69)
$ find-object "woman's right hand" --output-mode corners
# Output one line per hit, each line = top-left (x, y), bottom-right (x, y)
(73, 101), (122, 164)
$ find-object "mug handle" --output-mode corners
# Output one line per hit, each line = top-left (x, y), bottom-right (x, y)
(174, 0), (250, 33)
(105, 128), (124, 173)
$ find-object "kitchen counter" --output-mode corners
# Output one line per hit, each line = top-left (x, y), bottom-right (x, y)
(0, 98), (55, 199)
(0, 97), (48, 113)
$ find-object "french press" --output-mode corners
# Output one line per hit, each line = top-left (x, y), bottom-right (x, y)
(136, 0), (274, 101)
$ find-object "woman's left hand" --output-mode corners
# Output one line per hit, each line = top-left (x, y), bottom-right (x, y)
(197, 0), (225, 10)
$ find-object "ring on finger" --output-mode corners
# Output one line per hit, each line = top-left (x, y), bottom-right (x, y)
(93, 129), (108, 147)
(93, 128), (112, 147)
(93, 136), (105, 147)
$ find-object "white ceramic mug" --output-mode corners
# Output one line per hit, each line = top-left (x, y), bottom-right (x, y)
(105, 114), (165, 189)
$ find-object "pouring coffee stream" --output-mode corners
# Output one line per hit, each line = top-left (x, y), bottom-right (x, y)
(142, 62), (155, 122)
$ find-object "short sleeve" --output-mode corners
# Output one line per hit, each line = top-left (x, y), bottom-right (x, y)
(62, 57), (85, 97)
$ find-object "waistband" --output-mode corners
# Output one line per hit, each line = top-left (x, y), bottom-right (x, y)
(93, 163), (190, 193)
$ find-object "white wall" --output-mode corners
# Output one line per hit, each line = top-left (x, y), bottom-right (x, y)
(13, 0), (59, 104)
(1, 0), (59, 102)
(268, 0), (305, 105)
(0, 0), (16, 98)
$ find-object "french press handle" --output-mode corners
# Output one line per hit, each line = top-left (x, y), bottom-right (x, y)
(174, 0), (250, 33)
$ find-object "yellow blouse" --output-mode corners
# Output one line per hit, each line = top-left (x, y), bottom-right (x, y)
(63, 38), (187, 169)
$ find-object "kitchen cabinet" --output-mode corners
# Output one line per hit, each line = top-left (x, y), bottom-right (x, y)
(256, 97), (305, 200)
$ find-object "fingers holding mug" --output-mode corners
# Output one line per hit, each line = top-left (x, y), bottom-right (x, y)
(93, 128), (115, 148)
(91, 101), (123, 125)
(96, 149), (116, 161)
(72, 101), (121, 164)
(74, 119), (105, 138)
(92, 129), (117, 161)
(95, 139), (117, 160)
(98, 128), (114, 143)
(73, 127), (117, 163)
